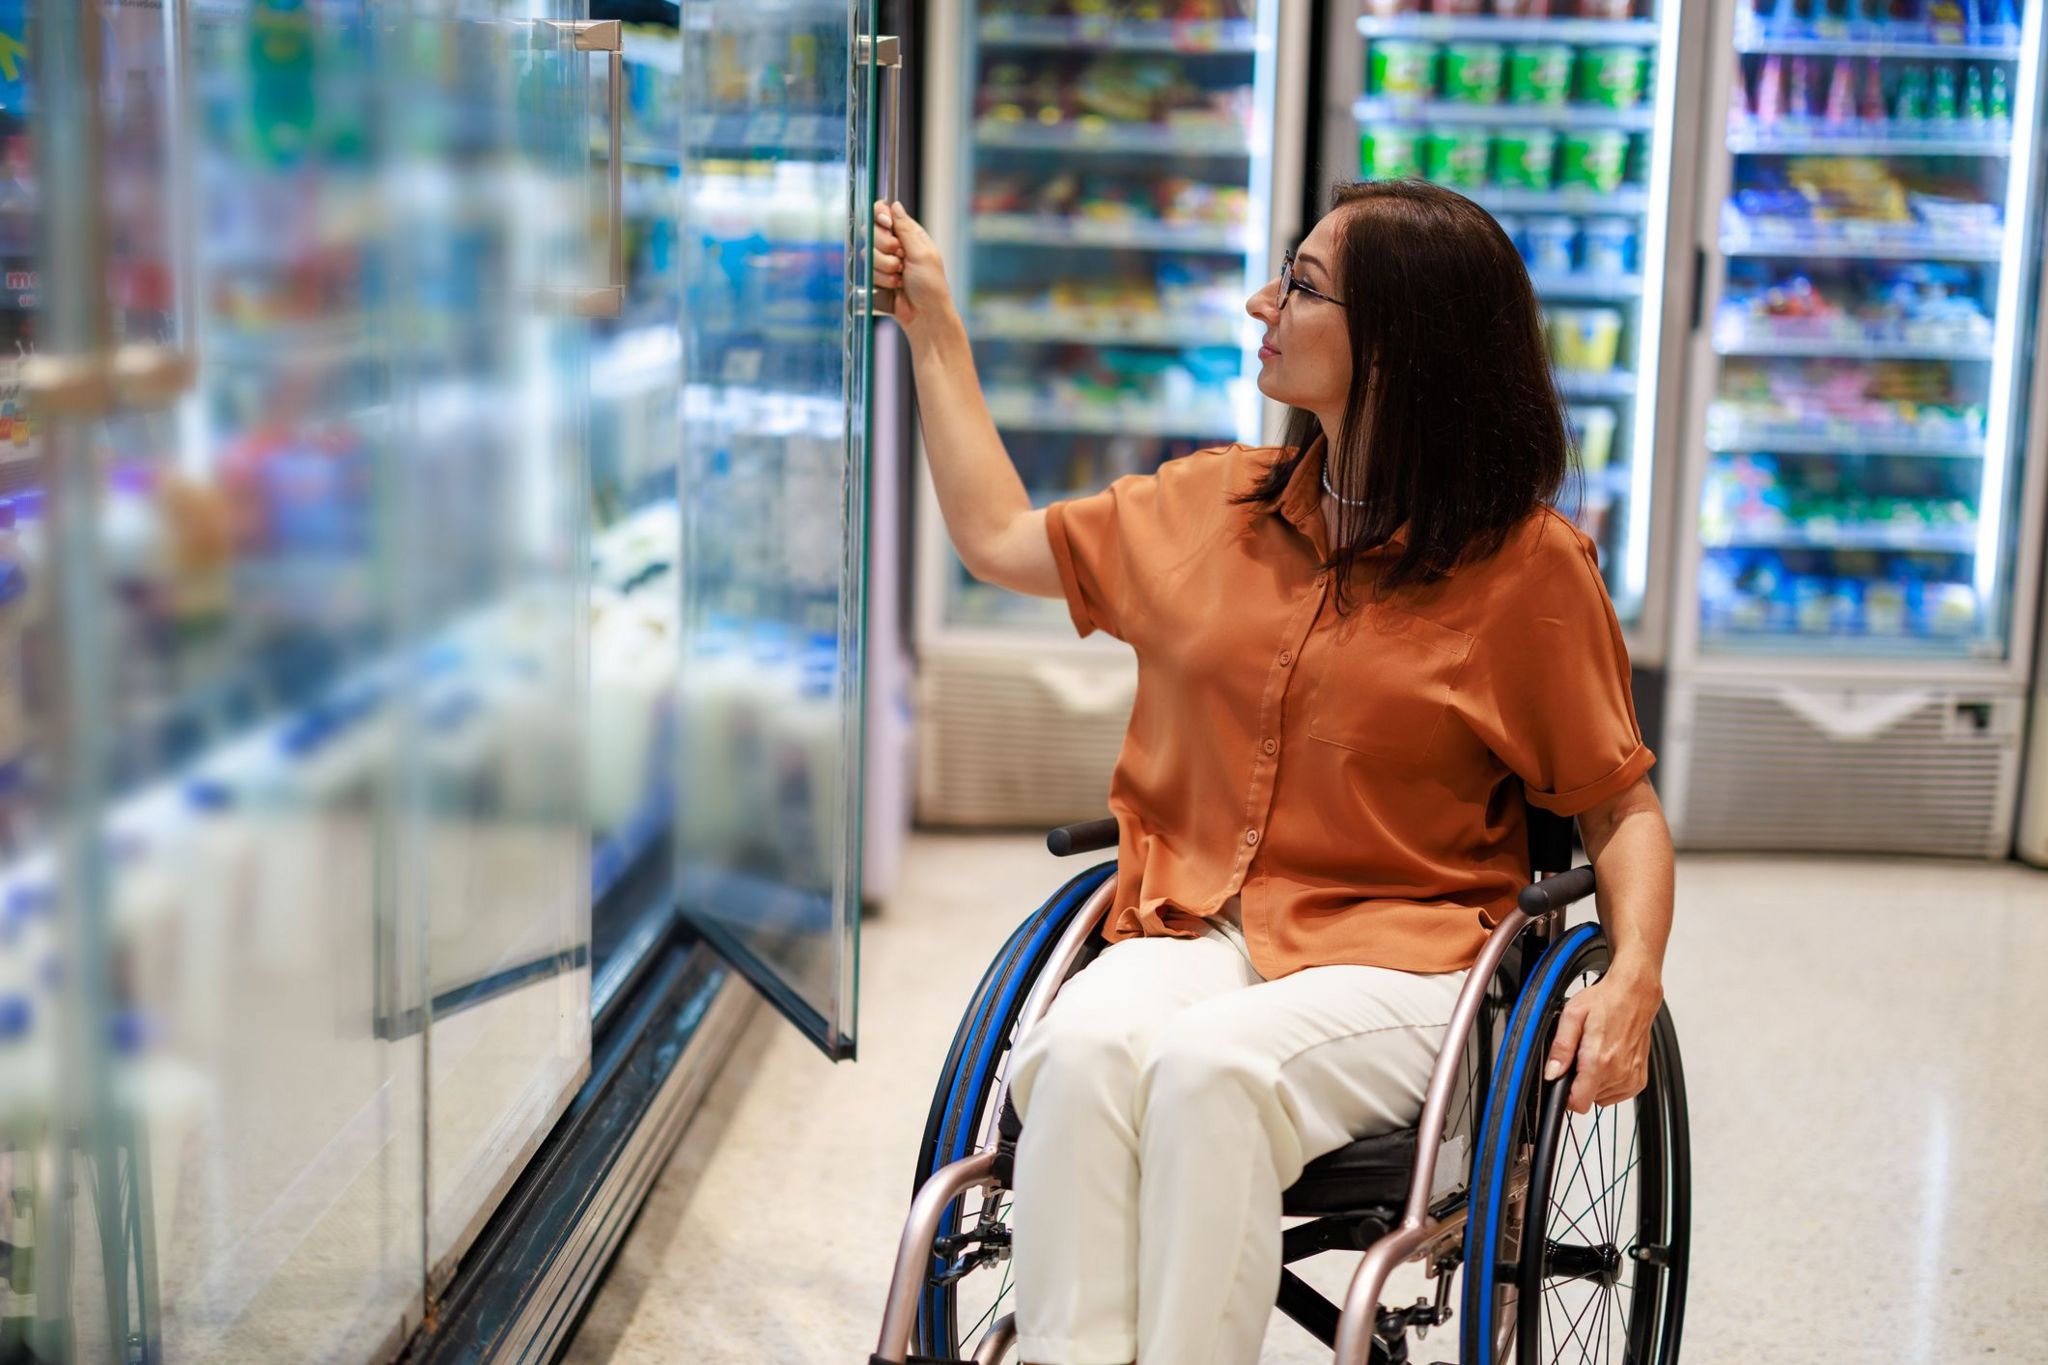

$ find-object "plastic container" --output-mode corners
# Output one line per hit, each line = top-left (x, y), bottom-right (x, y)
(1575, 46), (1650, 109)
(1577, 0), (1635, 16)
(1549, 306), (1625, 371)
(1507, 44), (1574, 107)
(1442, 43), (1507, 104)
(1361, 126), (1427, 179)
(1580, 217), (1637, 275)
(1492, 128), (1559, 187)
(1424, 127), (1492, 188)
(1365, 0), (1422, 14)
(1368, 40), (1441, 97)
(1557, 130), (1630, 192)
(1524, 215), (1578, 273)
(1573, 405), (1619, 471)
(1429, 0), (1488, 14)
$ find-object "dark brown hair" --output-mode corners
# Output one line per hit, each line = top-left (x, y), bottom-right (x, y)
(1236, 180), (1575, 605)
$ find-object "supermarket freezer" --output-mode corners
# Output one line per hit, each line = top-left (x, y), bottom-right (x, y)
(1661, 0), (2048, 855)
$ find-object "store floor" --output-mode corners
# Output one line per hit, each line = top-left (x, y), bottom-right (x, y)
(562, 834), (2048, 1364)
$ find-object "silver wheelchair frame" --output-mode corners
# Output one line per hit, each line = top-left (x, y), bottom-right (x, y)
(871, 816), (1600, 1365)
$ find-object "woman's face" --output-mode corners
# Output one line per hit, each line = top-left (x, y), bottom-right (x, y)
(1246, 210), (1353, 419)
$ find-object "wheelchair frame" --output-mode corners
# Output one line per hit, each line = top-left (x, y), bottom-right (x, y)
(872, 806), (1606, 1365)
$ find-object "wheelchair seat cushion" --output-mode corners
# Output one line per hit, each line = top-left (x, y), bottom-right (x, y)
(1281, 1126), (1417, 1217)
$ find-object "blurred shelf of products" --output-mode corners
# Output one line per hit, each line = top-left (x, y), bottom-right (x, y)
(1661, 0), (2048, 857)
(915, 0), (1297, 827)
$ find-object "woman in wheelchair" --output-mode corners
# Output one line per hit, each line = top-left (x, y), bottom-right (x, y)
(871, 180), (1686, 1365)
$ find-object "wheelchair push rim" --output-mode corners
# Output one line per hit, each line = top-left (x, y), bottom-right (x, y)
(1461, 926), (1690, 1365)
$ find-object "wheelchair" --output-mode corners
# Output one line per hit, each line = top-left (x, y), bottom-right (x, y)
(870, 797), (1691, 1364)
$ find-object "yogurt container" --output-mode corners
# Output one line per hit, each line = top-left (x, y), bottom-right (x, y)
(1360, 126), (1427, 179)
(1368, 40), (1441, 97)
(1424, 126), (1492, 188)
(1507, 44), (1574, 106)
(1441, 43), (1506, 104)
(1575, 46), (1651, 109)
(1557, 130), (1630, 192)
(1524, 214), (1578, 273)
(1580, 217), (1638, 275)
(1491, 128), (1558, 188)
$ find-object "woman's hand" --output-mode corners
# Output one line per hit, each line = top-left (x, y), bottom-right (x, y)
(1541, 958), (1663, 1114)
(873, 200), (953, 339)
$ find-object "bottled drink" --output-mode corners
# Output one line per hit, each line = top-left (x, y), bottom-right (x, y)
(1757, 54), (1785, 123)
(1893, 64), (1927, 121)
(1989, 64), (2011, 121)
(1788, 56), (1816, 118)
(1825, 56), (1857, 124)
(1962, 64), (1986, 120)
(1860, 57), (1887, 123)
(1931, 63), (1959, 120)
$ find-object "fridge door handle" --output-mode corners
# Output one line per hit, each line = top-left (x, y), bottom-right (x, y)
(860, 34), (903, 318)
(553, 19), (626, 320)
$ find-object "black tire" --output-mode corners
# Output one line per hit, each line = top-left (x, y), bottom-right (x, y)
(1461, 925), (1690, 1363)
(910, 861), (1113, 1361)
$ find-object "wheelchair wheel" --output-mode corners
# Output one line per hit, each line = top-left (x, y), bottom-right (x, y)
(910, 862), (1113, 1361)
(1460, 923), (1690, 1364)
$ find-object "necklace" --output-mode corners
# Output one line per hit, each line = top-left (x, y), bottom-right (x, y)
(1321, 464), (1368, 508)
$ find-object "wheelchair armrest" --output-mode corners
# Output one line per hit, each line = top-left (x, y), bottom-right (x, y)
(1046, 816), (1119, 857)
(1517, 863), (1596, 916)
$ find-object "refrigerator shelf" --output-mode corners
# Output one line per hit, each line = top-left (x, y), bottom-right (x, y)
(970, 310), (1244, 348)
(682, 111), (843, 158)
(1556, 369), (1639, 399)
(1353, 96), (1655, 129)
(1720, 220), (2005, 261)
(1526, 270), (1645, 299)
(1703, 525), (1980, 553)
(1711, 324), (1995, 360)
(1357, 14), (1661, 44)
(1469, 185), (1651, 215)
(1705, 414), (1985, 457)
(970, 213), (1248, 253)
(974, 120), (1251, 156)
(1731, 23), (2021, 59)
(1726, 123), (2015, 156)
(986, 391), (1241, 439)
(979, 15), (1259, 53)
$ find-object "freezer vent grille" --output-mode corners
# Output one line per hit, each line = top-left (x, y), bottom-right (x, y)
(1673, 683), (2019, 858)
(918, 648), (1133, 827)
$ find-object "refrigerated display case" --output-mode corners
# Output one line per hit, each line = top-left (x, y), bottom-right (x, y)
(1664, 0), (2048, 855)
(1335, 0), (1707, 655)
(915, 0), (1302, 825)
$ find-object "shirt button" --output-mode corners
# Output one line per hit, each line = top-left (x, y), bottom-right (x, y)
(1277, 649), (1293, 666)
(1245, 829), (1260, 846)
(1262, 738), (1278, 755)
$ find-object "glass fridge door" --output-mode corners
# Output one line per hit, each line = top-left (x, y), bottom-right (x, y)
(674, 0), (879, 1058)
(1697, 0), (2045, 658)
(387, 10), (593, 1278)
(43, 1), (427, 1358)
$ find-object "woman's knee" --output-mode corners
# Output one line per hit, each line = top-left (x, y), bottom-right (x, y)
(1010, 1006), (1149, 1118)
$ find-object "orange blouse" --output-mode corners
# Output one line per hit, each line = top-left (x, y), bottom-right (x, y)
(1043, 438), (1654, 977)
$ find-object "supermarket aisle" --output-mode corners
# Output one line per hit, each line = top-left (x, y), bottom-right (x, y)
(562, 835), (2048, 1363)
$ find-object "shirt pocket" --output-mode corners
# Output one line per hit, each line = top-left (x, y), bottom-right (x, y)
(1303, 605), (1475, 768)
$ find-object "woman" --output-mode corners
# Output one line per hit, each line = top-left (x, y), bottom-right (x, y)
(873, 179), (1674, 1365)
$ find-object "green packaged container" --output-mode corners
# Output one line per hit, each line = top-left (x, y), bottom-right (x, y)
(1574, 46), (1650, 109)
(1368, 40), (1441, 97)
(1507, 43), (1574, 107)
(1490, 127), (1557, 188)
(1557, 130), (1629, 192)
(1441, 42), (1506, 104)
(1360, 125), (1426, 179)
(1424, 126), (1491, 188)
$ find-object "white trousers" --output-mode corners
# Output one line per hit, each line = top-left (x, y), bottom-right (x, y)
(1006, 907), (1467, 1365)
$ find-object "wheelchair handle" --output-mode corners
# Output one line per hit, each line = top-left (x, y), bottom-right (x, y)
(1518, 864), (1596, 916)
(1046, 816), (1119, 857)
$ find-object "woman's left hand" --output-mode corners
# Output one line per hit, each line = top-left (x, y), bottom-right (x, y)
(1541, 959), (1663, 1114)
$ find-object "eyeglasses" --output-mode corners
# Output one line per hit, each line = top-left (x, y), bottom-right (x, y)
(1279, 249), (1344, 310)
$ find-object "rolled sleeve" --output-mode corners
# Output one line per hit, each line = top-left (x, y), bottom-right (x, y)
(1044, 478), (1144, 642)
(1459, 515), (1656, 817)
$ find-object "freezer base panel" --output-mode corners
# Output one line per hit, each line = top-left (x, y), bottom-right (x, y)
(1663, 675), (2025, 859)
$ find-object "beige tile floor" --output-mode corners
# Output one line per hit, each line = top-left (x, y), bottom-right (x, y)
(563, 834), (2048, 1364)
